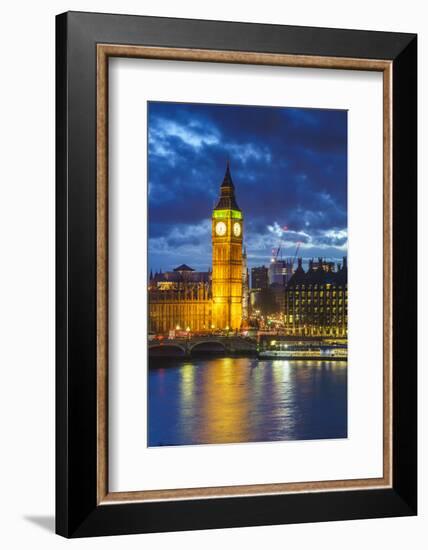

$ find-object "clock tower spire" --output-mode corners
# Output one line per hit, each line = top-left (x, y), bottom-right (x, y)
(211, 161), (243, 331)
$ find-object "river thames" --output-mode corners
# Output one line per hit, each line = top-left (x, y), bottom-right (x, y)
(148, 357), (347, 447)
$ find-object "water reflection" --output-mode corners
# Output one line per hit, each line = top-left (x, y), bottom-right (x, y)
(148, 357), (347, 447)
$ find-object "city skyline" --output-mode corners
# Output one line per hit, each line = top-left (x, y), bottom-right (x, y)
(148, 101), (347, 273)
(148, 101), (348, 448)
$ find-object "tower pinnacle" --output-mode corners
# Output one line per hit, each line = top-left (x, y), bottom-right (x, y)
(215, 160), (240, 210)
(221, 159), (234, 189)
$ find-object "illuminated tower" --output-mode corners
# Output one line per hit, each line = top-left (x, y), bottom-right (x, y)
(212, 161), (243, 330)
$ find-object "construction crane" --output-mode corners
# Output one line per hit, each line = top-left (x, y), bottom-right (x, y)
(271, 224), (291, 263)
(271, 246), (281, 261)
(291, 242), (301, 271)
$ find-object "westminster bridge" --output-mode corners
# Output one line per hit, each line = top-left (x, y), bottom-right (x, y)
(148, 333), (348, 359)
(148, 335), (257, 358)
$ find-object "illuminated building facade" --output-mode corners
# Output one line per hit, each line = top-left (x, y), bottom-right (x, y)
(284, 257), (348, 337)
(148, 162), (245, 333)
(148, 265), (212, 333)
(211, 161), (243, 330)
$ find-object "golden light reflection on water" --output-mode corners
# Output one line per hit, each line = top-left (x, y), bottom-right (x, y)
(180, 363), (195, 400)
(178, 363), (197, 438)
(178, 358), (300, 444)
(272, 360), (291, 383)
(150, 358), (348, 446)
(178, 358), (250, 444)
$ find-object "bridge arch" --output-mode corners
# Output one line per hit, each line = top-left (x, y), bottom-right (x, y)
(149, 343), (186, 357)
(190, 340), (227, 355)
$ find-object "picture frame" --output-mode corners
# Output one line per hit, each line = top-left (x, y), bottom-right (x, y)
(56, 11), (417, 537)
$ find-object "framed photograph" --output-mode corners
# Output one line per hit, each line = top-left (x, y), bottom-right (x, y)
(56, 11), (417, 537)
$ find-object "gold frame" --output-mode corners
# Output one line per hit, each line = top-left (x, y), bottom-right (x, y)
(96, 44), (392, 505)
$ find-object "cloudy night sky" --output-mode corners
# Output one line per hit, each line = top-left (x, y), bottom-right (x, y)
(148, 101), (347, 273)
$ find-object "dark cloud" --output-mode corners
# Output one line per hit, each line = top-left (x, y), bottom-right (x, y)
(148, 101), (347, 271)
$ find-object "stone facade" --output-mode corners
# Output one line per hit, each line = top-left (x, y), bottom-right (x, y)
(284, 258), (348, 337)
(149, 162), (245, 334)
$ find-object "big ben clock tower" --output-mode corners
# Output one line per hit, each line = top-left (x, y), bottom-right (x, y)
(212, 161), (243, 331)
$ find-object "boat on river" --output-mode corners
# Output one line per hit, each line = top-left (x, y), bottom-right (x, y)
(259, 344), (347, 361)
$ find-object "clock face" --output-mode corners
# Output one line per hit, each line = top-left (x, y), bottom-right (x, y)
(233, 222), (241, 237)
(215, 221), (227, 236)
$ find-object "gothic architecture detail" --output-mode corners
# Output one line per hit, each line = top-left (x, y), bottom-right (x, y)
(211, 161), (243, 330)
(284, 257), (348, 337)
(148, 161), (245, 334)
(148, 264), (212, 333)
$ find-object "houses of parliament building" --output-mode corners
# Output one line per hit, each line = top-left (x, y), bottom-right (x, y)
(148, 162), (248, 333)
(148, 161), (348, 337)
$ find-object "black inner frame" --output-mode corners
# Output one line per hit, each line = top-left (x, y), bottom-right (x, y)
(56, 11), (417, 538)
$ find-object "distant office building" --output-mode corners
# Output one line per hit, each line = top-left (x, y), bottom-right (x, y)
(250, 287), (278, 316)
(270, 282), (286, 312)
(268, 258), (293, 286)
(251, 265), (269, 289)
(284, 257), (348, 337)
